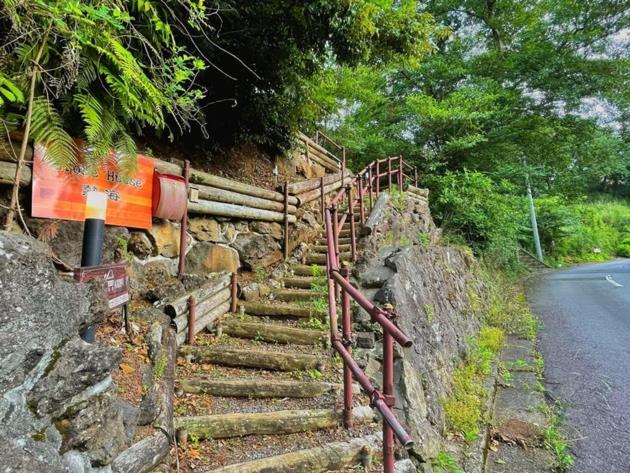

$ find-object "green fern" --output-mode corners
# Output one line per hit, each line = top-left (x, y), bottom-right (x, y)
(29, 97), (77, 169)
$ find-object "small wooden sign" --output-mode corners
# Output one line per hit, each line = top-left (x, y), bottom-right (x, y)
(74, 263), (129, 309)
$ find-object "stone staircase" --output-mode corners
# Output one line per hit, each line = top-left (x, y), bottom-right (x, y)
(173, 216), (382, 472)
(518, 248), (550, 272)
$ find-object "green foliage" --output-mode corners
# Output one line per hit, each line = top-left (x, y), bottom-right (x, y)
(429, 171), (523, 267)
(484, 266), (539, 339)
(443, 326), (505, 440)
(1, 0), (208, 170)
(306, 369), (322, 380)
(423, 303), (435, 322)
(433, 451), (463, 473)
(540, 403), (575, 472)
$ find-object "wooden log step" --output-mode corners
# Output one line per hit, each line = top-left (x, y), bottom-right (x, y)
(179, 378), (339, 398)
(316, 238), (351, 246)
(211, 434), (382, 473)
(282, 276), (319, 289)
(239, 301), (325, 318)
(179, 346), (322, 371)
(273, 289), (323, 302)
(291, 264), (326, 277)
(305, 252), (351, 265)
(176, 406), (374, 440)
(220, 319), (327, 345)
(312, 244), (351, 252)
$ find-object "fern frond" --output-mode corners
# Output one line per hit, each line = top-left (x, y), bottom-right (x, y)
(113, 131), (138, 177)
(30, 97), (77, 169)
(75, 93), (103, 142)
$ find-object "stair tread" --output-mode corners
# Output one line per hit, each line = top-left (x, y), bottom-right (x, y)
(175, 425), (381, 472)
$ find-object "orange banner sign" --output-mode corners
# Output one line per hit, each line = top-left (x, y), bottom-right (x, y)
(32, 145), (154, 229)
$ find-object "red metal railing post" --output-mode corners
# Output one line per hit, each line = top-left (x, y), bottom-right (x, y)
(178, 160), (191, 278)
(230, 272), (238, 313)
(340, 265), (353, 428)
(382, 303), (396, 473)
(388, 157), (393, 191)
(348, 185), (357, 262)
(342, 146), (346, 184)
(332, 205), (341, 301)
(398, 156), (403, 190)
(283, 182), (290, 260)
(320, 177), (325, 224)
(368, 165), (374, 210)
(187, 296), (196, 345)
(358, 175), (365, 225)
(376, 160), (380, 196)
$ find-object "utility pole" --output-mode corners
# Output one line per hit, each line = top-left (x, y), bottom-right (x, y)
(525, 171), (544, 261)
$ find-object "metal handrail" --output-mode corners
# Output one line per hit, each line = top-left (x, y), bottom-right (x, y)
(322, 155), (417, 473)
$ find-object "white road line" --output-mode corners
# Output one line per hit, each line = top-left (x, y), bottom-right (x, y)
(605, 274), (624, 287)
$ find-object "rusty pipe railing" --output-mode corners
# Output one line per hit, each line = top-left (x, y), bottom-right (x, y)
(322, 157), (417, 472)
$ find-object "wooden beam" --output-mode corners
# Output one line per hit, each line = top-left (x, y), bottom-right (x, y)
(195, 182), (297, 214)
(211, 434), (382, 473)
(176, 407), (374, 440)
(221, 319), (327, 345)
(188, 199), (297, 223)
(175, 301), (230, 346)
(179, 378), (339, 398)
(239, 301), (325, 319)
(153, 157), (297, 205)
(285, 172), (343, 195)
(165, 273), (231, 317)
(172, 290), (231, 332)
(178, 346), (322, 371)
(296, 177), (352, 206)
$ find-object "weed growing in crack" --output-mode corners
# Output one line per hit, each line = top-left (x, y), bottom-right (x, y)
(540, 402), (574, 472)
(433, 451), (463, 473)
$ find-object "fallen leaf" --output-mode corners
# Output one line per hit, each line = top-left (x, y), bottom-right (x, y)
(120, 363), (135, 375)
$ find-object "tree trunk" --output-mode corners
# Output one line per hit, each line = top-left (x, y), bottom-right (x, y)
(178, 346), (322, 371)
(179, 378), (339, 398)
(220, 319), (327, 345)
(188, 199), (296, 223)
(212, 434), (382, 473)
(165, 272), (231, 317)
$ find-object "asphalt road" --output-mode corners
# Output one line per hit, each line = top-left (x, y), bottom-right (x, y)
(529, 260), (630, 472)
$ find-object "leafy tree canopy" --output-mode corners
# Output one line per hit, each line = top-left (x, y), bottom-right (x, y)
(308, 0), (629, 196)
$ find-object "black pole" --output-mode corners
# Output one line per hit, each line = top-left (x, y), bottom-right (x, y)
(80, 192), (107, 343)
